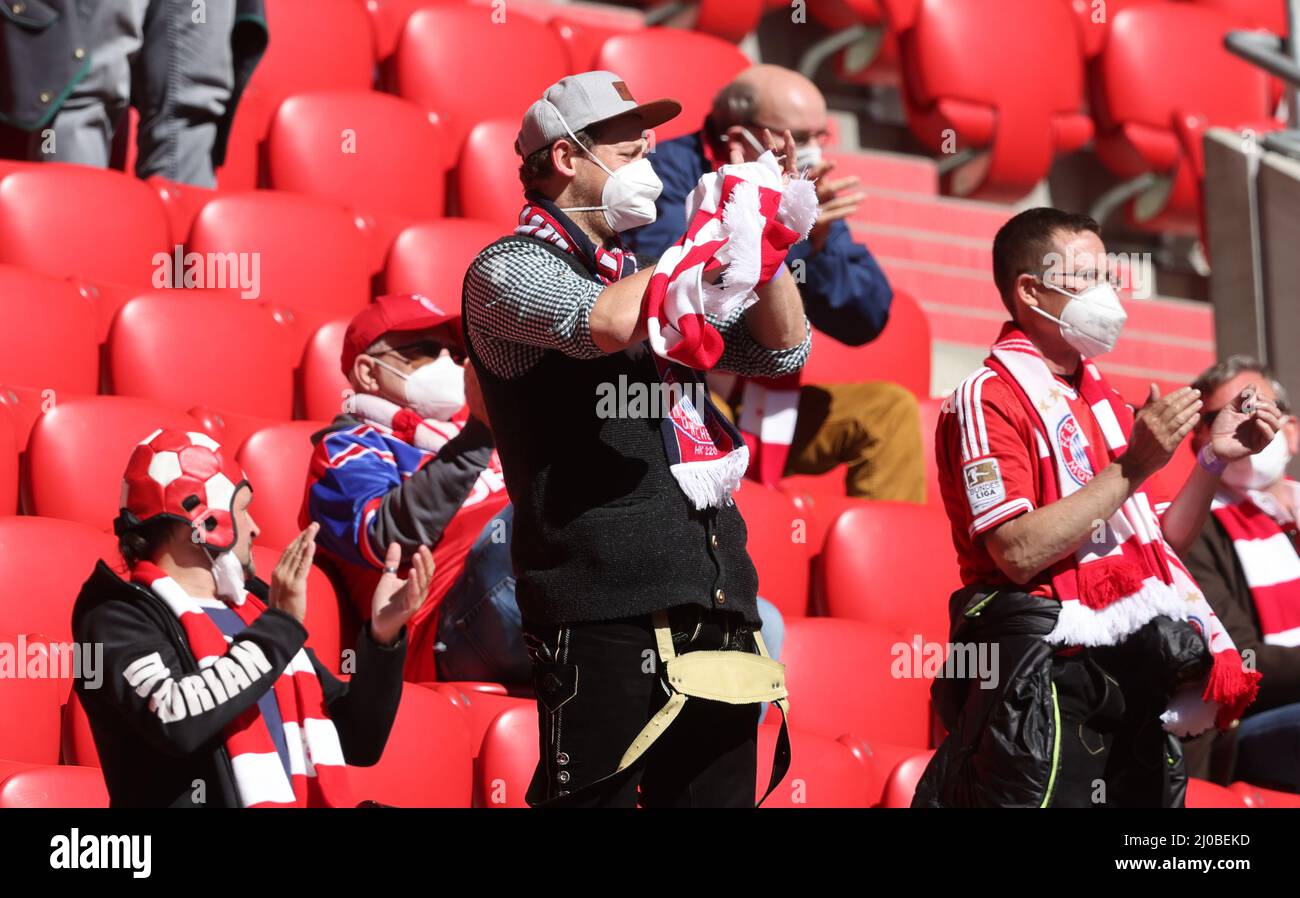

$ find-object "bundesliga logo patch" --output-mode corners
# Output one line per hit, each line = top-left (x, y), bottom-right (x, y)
(963, 458), (1005, 515)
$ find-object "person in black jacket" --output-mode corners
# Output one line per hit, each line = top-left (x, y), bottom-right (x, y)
(72, 428), (431, 807)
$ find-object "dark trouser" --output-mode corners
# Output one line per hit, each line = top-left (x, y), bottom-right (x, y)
(522, 605), (761, 808)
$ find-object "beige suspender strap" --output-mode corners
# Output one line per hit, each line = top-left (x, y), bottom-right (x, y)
(615, 611), (684, 772)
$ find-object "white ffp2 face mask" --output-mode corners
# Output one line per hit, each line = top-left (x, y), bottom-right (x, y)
(1223, 429), (1293, 491)
(549, 101), (661, 233)
(376, 355), (465, 421)
(1029, 280), (1128, 358)
(208, 548), (247, 604)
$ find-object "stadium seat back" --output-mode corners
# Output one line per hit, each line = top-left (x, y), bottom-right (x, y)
(385, 218), (508, 310)
(732, 481), (811, 618)
(756, 723), (875, 807)
(249, 543), (348, 673)
(0, 401), (16, 514)
(300, 319), (352, 423)
(1189, 0), (1288, 34)
(798, 289), (931, 396)
(107, 292), (298, 420)
(236, 421), (326, 551)
(880, 749), (935, 807)
(61, 691), (100, 768)
(0, 632), (61, 765)
(0, 764), (109, 808)
(455, 119), (532, 227)
(476, 703), (539, 808)
(0, 265), (98, 398)
(1186, 777), (1250, 807)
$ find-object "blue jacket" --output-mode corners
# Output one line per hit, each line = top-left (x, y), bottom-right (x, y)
(625, 132), (894, 347)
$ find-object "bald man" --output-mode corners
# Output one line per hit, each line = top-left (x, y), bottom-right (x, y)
(627, 64), (923, 502)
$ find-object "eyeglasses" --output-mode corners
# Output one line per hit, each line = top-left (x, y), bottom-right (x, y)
(1026, 270), (1120, 291)
(381, 339), (466, 365)
(746, 121), (831, 148)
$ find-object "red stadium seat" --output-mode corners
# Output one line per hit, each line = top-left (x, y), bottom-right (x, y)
(348, 682), (475, 807)
(1189, 0), (1288, 33)
(0, 633), (62, 765)
(299, 319), (352, 422)
(147, 176), (218, 245)
(476, 703), (538, 808)
(781, 617), (932, 747)
(1229, 780), (1300, 807)
(1064, 0), (1171, 58)
(732, 481), (811, 618)
(61, 692), (100, 768)
(895, 0), (1092, 200)
(756, 723), (876, 807)
(248, 543), (352, 673)
(0, 165), (171, 336)
(384, 218), (507, 308)
(107, 291), (299, 420)
(688, 0), (765, 42)
(1091, 4), (1278, 234)
(799, 289), (931, 397)
(454, 119), (531, 227)
(879, 749), (934, 807)
(0, 266), (98, 397)
(425, 683), (532, 759)
(236, 421), (328, 551)
(187, 191), (371, 343)
(919, 394), (944, 509)
(266, 90), (452, 271)
(547, 6), (645, 70)
(0, 402), (17, 515)
(1186, 777), (1251, 807)
(819, 501), (957, 641)
(595, 29), (751, 142)
(0, 764), (109, 808)
(805, 0), (902, 88)
(24, 396), (215, 530)
(393, 6), (570, 151)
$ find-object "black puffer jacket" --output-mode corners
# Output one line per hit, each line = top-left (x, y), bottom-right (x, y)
(913, 587), (1210, 808)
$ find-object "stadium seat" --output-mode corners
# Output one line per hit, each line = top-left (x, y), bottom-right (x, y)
(220, 0), (374, 189)
(0, 165), (171, 336)
(24, 396), (215, 531)
(919, 395), (944, 509)
(107, 291), (299, 420)
(0, 764), (109, 808)
(1228, 780), (1300, 807)
(879, 749), (934, 807)
(546, 5), (645, 70)
(0, 633), (62, 765)
(187, 191), (372, 343)
(595, 29), (751, 142)
(266, 90), (452, 271)
(0, 403), (16, 515)
(248, 543), (351, 674)
(1064, 0), (1171, 58)
(1186, 777), (1251, 807)
(894, 0), (1092, 200)
(425, 683), (533, 759)
(299, 319), (352, 422)
(61, 692), (99, 768)
(454, 119), (531, 226)
(384, 218), (507, 308)
(348, 682), (475, 807)
(803, 0), (902, 88)
(1090, 4), (1278, 234)
(236, 421), (328, 551)
(0, 266), (98, 398)
(756, 723), (876, 807)
(781, 617), (932, 747)
(393, 6), (570, 151)
(732, 481), (811, 618)
(476, 703), (539, 808)
(1189, 0), (1289, 34)
(818, 501), (957, 641)
(798, 288), (932, 397)
(0, 518), (120, 649)
(147, 177), (218, 246)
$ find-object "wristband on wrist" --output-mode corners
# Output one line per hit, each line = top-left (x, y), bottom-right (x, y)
(1197, 443), (1228, 476)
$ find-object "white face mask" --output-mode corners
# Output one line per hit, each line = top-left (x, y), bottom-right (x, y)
(1223, 429), (1292, 491)
(376, 355), (465, 421)
(1029, 280), (1128, 358)
(207, 548), (248, 604)
(551, 102), (661, 233)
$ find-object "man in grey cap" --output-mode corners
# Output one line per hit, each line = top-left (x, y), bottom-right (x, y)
(462, 71), (810, 807)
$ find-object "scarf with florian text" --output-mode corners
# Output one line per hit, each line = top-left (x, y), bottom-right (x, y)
(986, 324), (1259, 735)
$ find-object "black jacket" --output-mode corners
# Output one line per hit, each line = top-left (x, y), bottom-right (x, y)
(914, 587), (1208, 808)
(71, 560), (407, 808)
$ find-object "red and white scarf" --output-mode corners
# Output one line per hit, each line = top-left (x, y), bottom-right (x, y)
(1212, 482), (1300, 646)
(986, 325), (1259, 735)
(646, 151), (817, 486)
(131, 561), (352, 807)
(514, 197), (754, 509)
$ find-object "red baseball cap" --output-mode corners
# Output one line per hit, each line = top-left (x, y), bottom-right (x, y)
(340, 293), (460, 376)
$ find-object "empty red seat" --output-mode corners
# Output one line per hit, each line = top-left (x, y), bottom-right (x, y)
(547, 5), (644, 70)
(798, 289), (931, 397)
(756, 723), (875, 807)
(819, 501), (957, 641)
(61, 691), (99, 768)
(919, 395), (944, 510)
(188, 191), (371, 342)
(348, 682), (474, 807)
(0, 265), (98, 397)
(732, 481), (811, 618)
(0, 518), (120, 649)
(25, 396), (214, 531)
(236, 421), (327, 551)
(476, 703), (539, 808)
(0, 165), (171, 336)
(1186, 777), (1251, 807)
(299, 319), (352, 423)
(453, 119), (532, 227)
(393, 6), (569, 151)
(248, 543), (353, 673)
(385, 218), (508, 308)
(595, 29), (750, 142)
(0, 401), (16, 515)
(0, 633), (62, 766)
(1091, 4), (1277, 234)
(147, 176), (218, 246)
(895, 0), (1092, 200)
(425, 682), (532, 760)
(1190, 0), (1288, 33)
(107, 291), (298, 420)
(805, 0), (902, 87)
(1064, 0), (1171, 58)
(1229, 780), (1300, 807)
(0, 764), (109, 808)
(879, 749), (934, 807)
(781, 617), (932, 747)
(267, 90), (453, 271)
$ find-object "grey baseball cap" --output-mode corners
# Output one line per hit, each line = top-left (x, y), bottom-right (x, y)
(515, 71), (681, 157)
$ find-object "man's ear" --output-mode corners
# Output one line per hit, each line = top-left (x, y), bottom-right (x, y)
(353, 355), (380, 394)
(1284, 415), (1300, 457)
(1017, 272), (1040, 311)
(552, 138), (581, 179)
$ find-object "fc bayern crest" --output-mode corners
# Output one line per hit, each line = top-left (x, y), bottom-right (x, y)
(1056, 415), (1093, 486)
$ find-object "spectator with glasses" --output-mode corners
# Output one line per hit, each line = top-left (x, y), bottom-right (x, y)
(627, 64), (923, 501)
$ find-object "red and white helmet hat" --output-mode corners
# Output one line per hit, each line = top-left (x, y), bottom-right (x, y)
(114, 429), (250, 553)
